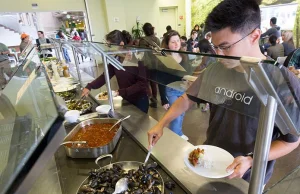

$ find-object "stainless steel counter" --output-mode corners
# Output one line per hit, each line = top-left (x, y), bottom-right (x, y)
(30, 90), (249, 194)
(111, 101), (249, 194)
(55, 126), (187, 194)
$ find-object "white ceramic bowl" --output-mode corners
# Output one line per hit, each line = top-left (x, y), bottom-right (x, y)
(64, 110), (80, 123)
(96, 105), (112, 114)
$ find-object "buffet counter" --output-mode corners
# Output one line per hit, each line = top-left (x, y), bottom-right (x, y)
(48, 88), (249, 194)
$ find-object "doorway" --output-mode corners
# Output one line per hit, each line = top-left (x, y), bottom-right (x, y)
(158, 7), (177, 39)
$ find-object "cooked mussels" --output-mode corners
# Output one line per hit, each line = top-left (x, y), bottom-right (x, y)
(78, 162), (162, 194)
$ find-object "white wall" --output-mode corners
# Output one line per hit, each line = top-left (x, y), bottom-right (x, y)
(0, 0), (186, 42)
(0, 27), (20, 46)
(20, 13), (39, 40)
(104, 0), (127, 31)
(104, 0), (186, 37)
(86, 0), (109, 42)
(185, 0), (192, 37)
(0, 0), (85, 12)
(36, 12), (62, 33)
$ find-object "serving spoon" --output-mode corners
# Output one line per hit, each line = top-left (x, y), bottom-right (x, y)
(108, 115), (131, 131)
(112, 178), (128, 194)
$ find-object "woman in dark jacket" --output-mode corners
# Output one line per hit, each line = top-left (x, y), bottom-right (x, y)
(82, 30), (149, 113)
(139, 23), (160, 108)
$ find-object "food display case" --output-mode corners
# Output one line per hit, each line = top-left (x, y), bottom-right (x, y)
(1, 40), (299, 194)
(0, 48), (64, 194)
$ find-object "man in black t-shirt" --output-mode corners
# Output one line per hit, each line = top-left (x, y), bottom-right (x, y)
(148, 0), (299, 185)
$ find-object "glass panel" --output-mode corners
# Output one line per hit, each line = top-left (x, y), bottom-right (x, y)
(19, 43), (35, 61)
(93, 42), (262, 118)
(0, 49), (58, 193)
(260, 62), (300, 134)
(77, 42), (300, 135)
(93, 42), (151, 54)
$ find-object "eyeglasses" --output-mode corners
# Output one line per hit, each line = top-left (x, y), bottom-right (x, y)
(211, 25), (260, 53)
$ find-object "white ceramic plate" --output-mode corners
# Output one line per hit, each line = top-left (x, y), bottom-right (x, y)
(95, 91), (117, 101)
(183, 145), (234, 178)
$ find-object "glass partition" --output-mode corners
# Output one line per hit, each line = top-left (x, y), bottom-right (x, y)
(0, 49), (59, 193)
(87, 42), (262, 119)
(240, 60), (300, 135)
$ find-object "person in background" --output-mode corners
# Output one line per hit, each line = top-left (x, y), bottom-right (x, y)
(158, 30), (190, 140)
(72, 32), (81, 41)
(281, 31), (295, 56)
(70, 28), (77, 38)
(267, 35), (284, 60)
(139, 23), (161, 108)
(181, 42), (187, 51)
(261, 17), (281, 52)
(180, 36), (187, 43)
(19, 33), (30, 53)
(284, 48), (300, 69)
(79, 30), (87, 41)
(56, 30), (71, 63)
(0, 42), (12, 89)
(187, 30), (198, 52)
(261, 17), (281, 39)
(81, 30), (149, 113)
(36, 31), (52, 58)
(163, 25), (172, 38)
(193, 24), (200, 34)
(148, 0), (299, 185)
(198, 23), (205, 40)
(204, 31), (212, 42)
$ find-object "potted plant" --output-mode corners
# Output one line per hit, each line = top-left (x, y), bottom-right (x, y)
(132, 22), (144, 40)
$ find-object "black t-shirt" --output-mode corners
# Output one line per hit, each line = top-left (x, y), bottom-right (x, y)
(186, 62), (299, 184)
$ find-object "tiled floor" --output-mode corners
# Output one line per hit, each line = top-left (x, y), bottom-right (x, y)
(75, 59), (300, 192)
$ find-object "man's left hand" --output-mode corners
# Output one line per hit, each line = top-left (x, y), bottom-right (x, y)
(226, 156), (253, 179)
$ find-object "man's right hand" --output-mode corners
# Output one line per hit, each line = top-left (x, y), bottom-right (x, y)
(81, 88), (90, 97)
(148, 124), (164, 148)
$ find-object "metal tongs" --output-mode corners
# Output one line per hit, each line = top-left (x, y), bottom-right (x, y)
(73, 95), (86, 109)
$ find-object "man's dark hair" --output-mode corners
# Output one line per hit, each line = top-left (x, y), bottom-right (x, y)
(205, 0), (260, 36)
(198, 39), (214, 53)
(143, 23), (155, 36)
(269, 35), (278, 46)
(166, 25), (172, 31)
(190, 30), (198, 36)
(38, 31), (44, 35)
(200, 23), (204, 28)
(270, 17), (277, 25)
(181, 36), (187, 41)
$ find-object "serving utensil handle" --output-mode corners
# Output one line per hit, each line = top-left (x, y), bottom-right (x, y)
(109, 115), (131, 131)
(95, 154), (113, 167)
(60, 141), (87, 146)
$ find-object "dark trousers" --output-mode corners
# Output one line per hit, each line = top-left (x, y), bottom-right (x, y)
(131, 95), (149, 113)
(149, 81), (157, 99)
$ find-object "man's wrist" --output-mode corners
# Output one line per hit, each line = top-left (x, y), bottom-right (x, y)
(244, 152), (254, 167)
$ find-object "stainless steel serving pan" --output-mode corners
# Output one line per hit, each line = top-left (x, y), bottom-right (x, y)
(65, 99), (93, 115)
(76, 154), (164, 194)
(62, 118), (122, 158)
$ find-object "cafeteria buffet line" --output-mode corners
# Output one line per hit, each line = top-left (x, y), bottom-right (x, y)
(0, 39), (299, 194)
